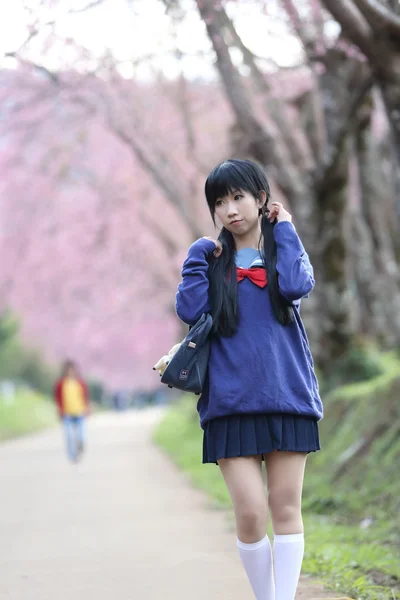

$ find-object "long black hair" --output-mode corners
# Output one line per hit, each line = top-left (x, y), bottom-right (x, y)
(205, 159), (294, 336)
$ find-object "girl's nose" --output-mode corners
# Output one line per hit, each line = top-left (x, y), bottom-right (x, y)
(227, 203), (239, 217)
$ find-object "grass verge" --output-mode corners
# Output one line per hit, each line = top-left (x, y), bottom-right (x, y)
(0, 388), (57, 441)
(154, 396), (399, 600)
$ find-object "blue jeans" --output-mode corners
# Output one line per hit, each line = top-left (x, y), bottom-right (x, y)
(63, 416), (86, 462)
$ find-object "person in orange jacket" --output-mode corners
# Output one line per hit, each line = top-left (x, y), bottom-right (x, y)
(54, 360), (90, 463)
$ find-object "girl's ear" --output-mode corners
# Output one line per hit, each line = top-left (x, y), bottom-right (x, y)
(258, 190), (267, 205)
(257, 190), (267, 214)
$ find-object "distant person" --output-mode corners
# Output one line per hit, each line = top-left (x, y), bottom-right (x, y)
(112, 390), (129, 411)
(54, 360), (90, 463)
(175, 159), (323, 600)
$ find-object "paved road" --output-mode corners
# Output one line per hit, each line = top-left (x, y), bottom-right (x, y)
(0, 409), (338, 600)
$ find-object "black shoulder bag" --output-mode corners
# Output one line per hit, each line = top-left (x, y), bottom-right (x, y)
(160, 312), (213, 395)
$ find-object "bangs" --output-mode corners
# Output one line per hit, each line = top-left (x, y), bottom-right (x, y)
(205, 160), (259, 212)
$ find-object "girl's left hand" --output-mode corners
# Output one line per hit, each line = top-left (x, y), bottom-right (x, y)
(268, 202), (292, 224)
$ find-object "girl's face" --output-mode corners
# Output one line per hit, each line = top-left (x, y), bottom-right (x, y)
(214, 189), (264, 235)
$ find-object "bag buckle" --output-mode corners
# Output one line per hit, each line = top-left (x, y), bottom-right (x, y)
(188, 342), (196, 348)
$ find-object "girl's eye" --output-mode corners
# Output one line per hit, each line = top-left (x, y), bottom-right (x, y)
(216, 199), (224, 206)
(234, 194), (243, 201)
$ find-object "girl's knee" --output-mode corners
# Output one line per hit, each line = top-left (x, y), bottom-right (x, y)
(268, 488), (301, 526)
(235, 501), (267, 542)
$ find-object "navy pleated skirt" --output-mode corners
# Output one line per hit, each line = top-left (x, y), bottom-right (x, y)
(202, 413), (321, 464)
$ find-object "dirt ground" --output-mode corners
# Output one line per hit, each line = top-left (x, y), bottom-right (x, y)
(0, 408), (350, 599)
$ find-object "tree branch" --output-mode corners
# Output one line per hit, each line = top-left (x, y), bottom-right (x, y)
(195, 0), (308, 207)
(310, 0), (326, 50)
(3, 53), (60, 85)
(95, 87), (203, 240)
(279, 0), (327, 163)
(352, 0), (400, 35)
(280, 0), (316, 56)
(113, 124), (202, 238)
(321, 0), (377, 62)
(316, 74), (374, 192)
(68, 0), (108, 14)
(216, 5), (312, 169)
(138, 208), (181, 257)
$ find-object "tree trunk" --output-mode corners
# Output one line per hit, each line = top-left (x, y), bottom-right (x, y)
(321, 0), (400, 170)
(316, 138), (355, 365)
(310, 52), (370, 365)
(194, 1), (390, 368)
(354, 102), (400, 345)
(194, 0), (314, 238)
(379, 72), (400, 166)
(378, 63), (400, 208)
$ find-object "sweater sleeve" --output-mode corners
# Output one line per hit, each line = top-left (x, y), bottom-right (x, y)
(273, 221), (315, 303)
(176, 238), (216, 325)
(54, 380), (64, 417)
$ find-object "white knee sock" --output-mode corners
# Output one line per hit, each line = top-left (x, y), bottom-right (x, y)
(237, 535), (275, 600)
(273, 533), (304, 600)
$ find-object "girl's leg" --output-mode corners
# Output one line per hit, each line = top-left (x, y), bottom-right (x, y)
(218, 455), (274, 600)
(219, 455), (266, 542)
(63, 417), (76, 462)
(264, 450), (308, 600)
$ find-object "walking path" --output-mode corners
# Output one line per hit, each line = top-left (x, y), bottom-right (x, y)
(0, 408), (342, 599)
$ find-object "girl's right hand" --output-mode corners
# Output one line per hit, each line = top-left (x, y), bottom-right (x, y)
(202, 236), (223, 258)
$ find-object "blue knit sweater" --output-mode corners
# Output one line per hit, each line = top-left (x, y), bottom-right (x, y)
(176, 222), (323, 429)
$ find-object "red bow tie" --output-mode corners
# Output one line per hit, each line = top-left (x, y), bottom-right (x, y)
(236, 267), (267, 288)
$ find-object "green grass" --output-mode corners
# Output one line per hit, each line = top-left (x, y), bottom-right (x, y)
(304, 352), (400, 536)
(0, 388), (57, 441)
(325, 352), (399, 405)
(303, 516), (399, 600)
(154, 392), (400, 600)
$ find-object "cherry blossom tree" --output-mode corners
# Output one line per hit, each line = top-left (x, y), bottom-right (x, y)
(1, 0), (400, 385)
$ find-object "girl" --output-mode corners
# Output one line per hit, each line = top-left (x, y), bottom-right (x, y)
(175, 159), (323, 600)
